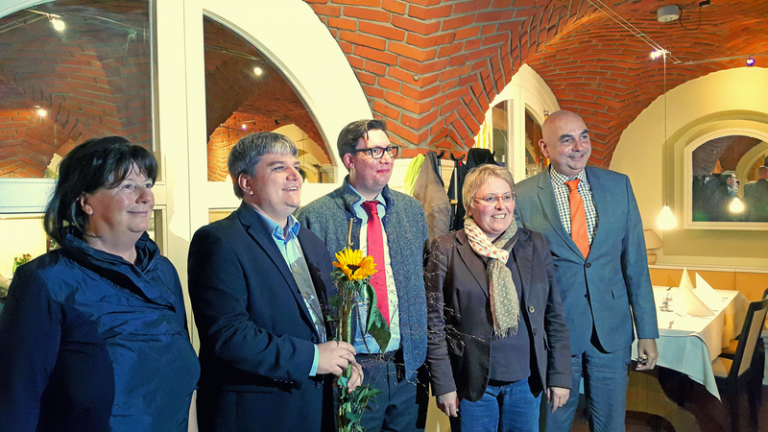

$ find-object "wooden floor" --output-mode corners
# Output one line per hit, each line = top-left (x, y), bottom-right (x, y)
(571, 382), (768, 432)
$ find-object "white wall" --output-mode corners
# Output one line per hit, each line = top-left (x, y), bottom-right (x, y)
(611, 67), (768, 268)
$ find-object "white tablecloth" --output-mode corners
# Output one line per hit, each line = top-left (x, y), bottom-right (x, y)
(632, 286), (749, 400)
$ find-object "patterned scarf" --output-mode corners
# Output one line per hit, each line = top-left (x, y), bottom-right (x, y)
(464, 217), (519, 337)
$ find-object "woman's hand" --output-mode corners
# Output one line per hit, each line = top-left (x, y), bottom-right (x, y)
(547, 387), (570, 413)
(436, 391), (459, 417)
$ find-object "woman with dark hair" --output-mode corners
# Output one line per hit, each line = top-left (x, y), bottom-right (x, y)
(0, 137), (199, 432)
(425, 164), (572, 432)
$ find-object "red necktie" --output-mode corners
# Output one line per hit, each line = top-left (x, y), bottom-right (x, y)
(565, 179), (590, 258)
(361, 201), (390, 325)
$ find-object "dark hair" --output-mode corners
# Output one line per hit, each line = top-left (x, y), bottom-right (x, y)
(43, 136), (158, 245)
(337, 119), (388, 170)
(227, 132), (297, 199)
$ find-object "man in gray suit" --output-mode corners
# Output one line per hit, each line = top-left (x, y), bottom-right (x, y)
(514, 110), (659, 432)
(744, 166), (768, 222)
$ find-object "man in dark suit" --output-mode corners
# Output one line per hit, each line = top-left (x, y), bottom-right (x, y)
(744, 166), (768, 222)
(188, 132), (361, 432)
(514, 111), (659, 432)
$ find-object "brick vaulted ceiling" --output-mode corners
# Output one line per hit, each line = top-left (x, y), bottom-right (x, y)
(305, 0), (768, 166)
(2, 1), (765, 178)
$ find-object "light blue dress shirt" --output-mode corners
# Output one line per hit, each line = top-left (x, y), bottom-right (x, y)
(254, 209), (324, 376)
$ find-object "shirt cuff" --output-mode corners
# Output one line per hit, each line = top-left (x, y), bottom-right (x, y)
(309, 344), (319, 377)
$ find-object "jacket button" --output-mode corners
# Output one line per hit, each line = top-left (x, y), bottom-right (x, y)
(315, 382), (322, 389)
(532, 327), (537, 336)
(528, 305), (535, 313)
(311, 336), (318, 343)
(585, 263), (591, 268)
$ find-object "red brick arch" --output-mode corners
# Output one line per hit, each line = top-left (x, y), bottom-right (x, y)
(304, 0), (768, 166)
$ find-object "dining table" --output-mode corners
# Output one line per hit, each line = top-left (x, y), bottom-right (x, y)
(626, 286), (750, 432)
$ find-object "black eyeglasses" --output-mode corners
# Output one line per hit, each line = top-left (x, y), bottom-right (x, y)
(351, 145), (399, 159)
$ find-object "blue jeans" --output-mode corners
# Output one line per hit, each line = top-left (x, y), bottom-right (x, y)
(545, 343), (631, 432)
(450, 378), (541, 432)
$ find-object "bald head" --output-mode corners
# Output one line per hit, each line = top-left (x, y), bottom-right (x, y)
(758, 166), (768, 180)
(539, 110), (592, 177)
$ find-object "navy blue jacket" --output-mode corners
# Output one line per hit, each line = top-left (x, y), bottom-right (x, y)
(188, 203), (336, 432)
(0, 233), (199, 432)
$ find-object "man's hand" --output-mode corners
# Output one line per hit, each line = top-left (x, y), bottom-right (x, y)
(636, 338), (659, 371)
(547, 387), (570, 413)
(346, 362), (364, 391)
(436, 391), (459, 417)
(317, 341), (357, 376)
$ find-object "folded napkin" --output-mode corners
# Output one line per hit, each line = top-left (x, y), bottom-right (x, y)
(694, 273), (723, 310)
(680, 268), (715, 317)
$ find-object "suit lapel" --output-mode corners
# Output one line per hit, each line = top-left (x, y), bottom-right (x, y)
(537, 170), (583, 258)
(237, 203), (317, 337)
(456, 230), (489, 298)
(510, 230), (531, 306)
(585, 167), (606, 250)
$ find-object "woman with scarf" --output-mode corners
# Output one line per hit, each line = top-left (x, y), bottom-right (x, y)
(0, 137), (199, 432)
(425, 164), (572, 432)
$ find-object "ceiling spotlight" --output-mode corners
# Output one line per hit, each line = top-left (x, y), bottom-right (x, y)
(51, 18), (65, 31)
(650, 49), (668, 60)
(253, 67), (263, 76)
(746, 56), (756, 67)
(37, 108), (47, 117)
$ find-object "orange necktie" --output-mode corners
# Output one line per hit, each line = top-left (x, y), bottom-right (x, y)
(565, 179), (590, 258)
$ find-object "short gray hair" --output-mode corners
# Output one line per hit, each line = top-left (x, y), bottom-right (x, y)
(227, 132), (298, 198)
(462, 164), (515, 217)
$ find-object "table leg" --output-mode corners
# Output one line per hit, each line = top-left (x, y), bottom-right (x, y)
(626, 369), (700, 432)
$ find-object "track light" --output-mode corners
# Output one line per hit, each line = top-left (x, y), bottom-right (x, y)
(51, 18), (65, 31)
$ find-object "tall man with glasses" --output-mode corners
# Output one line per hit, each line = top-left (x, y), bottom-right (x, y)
(297, 119), (429, 432)
(514, 110), (659, 432)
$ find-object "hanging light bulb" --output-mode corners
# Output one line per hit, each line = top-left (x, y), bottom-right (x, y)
(657, 204), (677, 230)
(729, 197), (745, 213)
(253, 66), (263, 76)
(51, 18), (65, 31)
(37, 108), (47, 118)
(655, 51), (677, 231)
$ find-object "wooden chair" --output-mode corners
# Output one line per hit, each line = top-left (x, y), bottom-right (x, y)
(720, 288), (768, 406)
(712, 294), (768, 432)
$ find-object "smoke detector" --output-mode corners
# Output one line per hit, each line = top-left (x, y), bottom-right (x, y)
(657, 5), (680, 22)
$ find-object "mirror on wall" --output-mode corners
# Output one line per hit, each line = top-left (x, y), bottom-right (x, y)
(690, 135), (768, 223)
(0, 0), (154, 180)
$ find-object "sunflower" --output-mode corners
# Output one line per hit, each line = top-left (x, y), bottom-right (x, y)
(333, 248), (377, 281)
